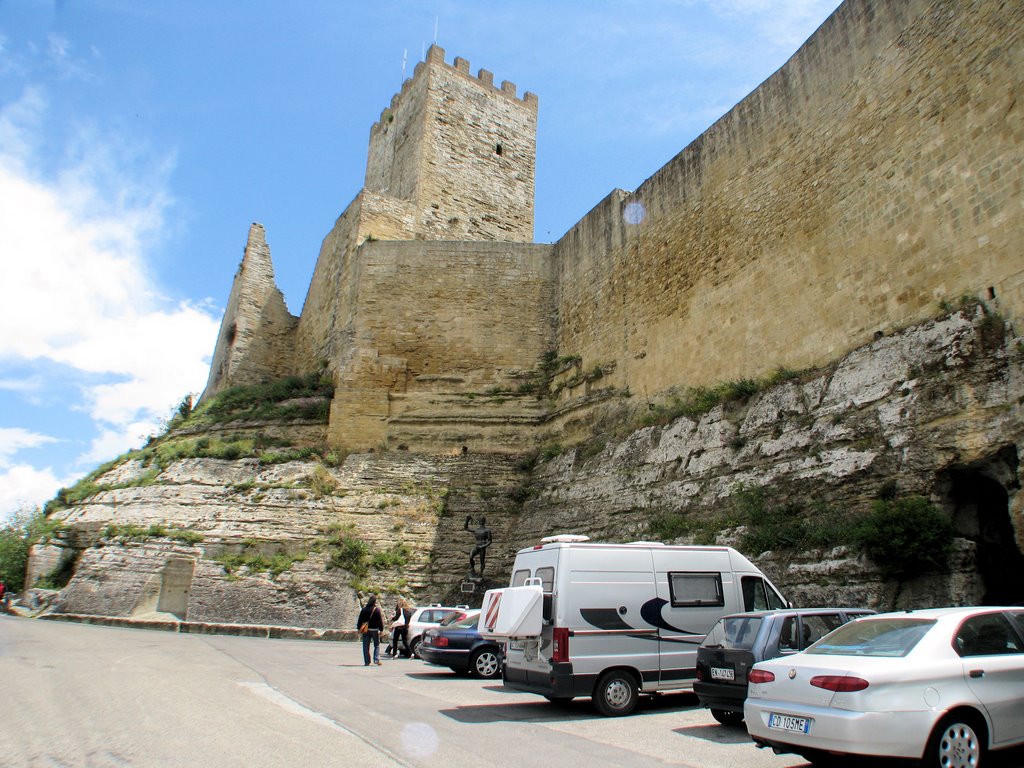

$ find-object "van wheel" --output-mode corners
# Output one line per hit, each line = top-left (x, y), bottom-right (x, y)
(470, 648), (501, 679)
(924, 713), (985, 768)
(593, 671), (638, 717)
(710, 709), (744, 726)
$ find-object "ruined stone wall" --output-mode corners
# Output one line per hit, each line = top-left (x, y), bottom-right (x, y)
(293, 197), (365, 373)
(554, 0), (1024, 402)
(202, 224), (298, 399)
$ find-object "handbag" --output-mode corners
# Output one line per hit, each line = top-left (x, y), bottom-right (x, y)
(359, 622), (369, 635)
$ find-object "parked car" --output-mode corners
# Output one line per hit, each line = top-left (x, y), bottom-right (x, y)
(694, 607), (875, 725)
(744, 606), (1024, 767)
(406, 604), (472, 658)
(419, 611), (502, 679)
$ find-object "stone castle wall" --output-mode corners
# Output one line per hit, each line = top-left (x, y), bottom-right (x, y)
(554, 0), (1023, 402)
(365, 46), (538, 243)
(327, 240), (556, 450)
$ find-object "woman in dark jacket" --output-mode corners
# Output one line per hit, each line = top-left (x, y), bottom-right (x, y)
(356, 594), (385, 666)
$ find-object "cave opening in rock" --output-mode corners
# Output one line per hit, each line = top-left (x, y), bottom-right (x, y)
(940, 446), (1023, 605)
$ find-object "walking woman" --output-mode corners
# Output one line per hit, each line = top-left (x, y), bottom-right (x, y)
(357, 594), (385, 666)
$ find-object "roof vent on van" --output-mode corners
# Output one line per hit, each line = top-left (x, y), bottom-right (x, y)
(540, 534), (591, 543)
(626, 541), (666, 546)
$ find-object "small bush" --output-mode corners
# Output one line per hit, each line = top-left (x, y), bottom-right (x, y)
(370, 544), (410, 570)
(326, 535), (370, 576)
(508, 485), (533, 504)
(306, 465), (339, 497)
(855, 496), (953, 579)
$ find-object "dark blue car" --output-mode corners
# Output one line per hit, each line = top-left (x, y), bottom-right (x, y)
(418, 612), (503, 679)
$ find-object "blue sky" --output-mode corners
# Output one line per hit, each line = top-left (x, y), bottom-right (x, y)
(0, 0), (842, 523)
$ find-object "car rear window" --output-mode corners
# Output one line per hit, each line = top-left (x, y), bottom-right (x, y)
(701, 616), (763, 650)
(806, 617), (935, 657)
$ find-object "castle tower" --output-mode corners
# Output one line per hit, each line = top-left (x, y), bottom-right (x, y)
(201, 223), (298, 401)
(364, 45), (539, 242)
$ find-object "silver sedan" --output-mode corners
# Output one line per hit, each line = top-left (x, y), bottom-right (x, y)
(744, 606), (1024, 767)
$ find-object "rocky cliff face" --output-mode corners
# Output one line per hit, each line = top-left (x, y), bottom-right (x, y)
(511, 304), (1023, 611)
(30, 305), (1024, 628)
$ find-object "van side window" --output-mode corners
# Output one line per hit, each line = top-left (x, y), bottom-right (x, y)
(511, 569), (530, 587)
(668, 572), (724, 607)
(536, 566), (555, 622)
(742, 576), (785, 611)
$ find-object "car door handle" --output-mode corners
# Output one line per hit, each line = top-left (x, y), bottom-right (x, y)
(969, 669), (985, 679)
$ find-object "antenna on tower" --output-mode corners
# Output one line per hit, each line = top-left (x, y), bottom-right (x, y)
(402, 48), (407, 84)
(434, 16), (438, 44)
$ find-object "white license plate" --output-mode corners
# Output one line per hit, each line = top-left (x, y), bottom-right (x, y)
(710, 667), (735, 681)
(768, 713), (811, 734)
(509, 640), (525, 650)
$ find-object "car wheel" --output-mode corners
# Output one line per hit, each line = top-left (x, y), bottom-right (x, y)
(710, 709), (744, 726)
(470, 648), (501, 679)
(925, 713), (985, 768)
(409, 637), (422, 659)
(593, 670), (639, 717)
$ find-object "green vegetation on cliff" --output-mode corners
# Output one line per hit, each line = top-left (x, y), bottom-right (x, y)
(646, 485), (954, 582)
(0, 510), (66, 591)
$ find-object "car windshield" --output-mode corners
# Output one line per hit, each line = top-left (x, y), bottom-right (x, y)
(806, 617), (935, 657)
(701, 616), (763, 650)
(448, 614), (478, 629)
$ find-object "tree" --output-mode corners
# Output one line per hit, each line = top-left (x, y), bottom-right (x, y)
(0, 509), (64, 592)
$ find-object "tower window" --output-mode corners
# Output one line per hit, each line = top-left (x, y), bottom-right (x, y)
(495, 143), (503, 156)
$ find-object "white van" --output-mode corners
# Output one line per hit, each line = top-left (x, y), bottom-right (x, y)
(479, 535), (788, 716)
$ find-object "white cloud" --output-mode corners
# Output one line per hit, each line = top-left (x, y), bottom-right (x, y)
(709, 0), (842, 50)
(0, 464), (64, 524)
(0, 87), (221, 515)
(0, 428), (58, 467)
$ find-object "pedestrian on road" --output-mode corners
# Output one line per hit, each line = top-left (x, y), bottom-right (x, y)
(357, 594), (385, 666)
(389, 597), (413, 658)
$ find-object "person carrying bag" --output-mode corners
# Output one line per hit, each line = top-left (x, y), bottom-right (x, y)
(356, 594), (385, 666)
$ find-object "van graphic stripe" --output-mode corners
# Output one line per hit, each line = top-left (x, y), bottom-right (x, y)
(579, 608), (633, 631)
(640, 597), (702, 635)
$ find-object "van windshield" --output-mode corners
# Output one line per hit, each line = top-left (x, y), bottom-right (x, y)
(702, 616), (763, 650)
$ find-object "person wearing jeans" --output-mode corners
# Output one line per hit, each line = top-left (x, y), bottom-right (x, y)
(357, 594), (385, 666)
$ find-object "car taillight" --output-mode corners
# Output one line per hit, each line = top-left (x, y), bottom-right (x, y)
(696, 667), (706, 682)
(748, 669), (775, 684)
(433, 636), (448, 648)
(811, 675), (869, 692)
(552, 627), (570, 663)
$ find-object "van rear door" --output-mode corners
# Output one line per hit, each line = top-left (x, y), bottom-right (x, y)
(502, 547), (559, 677)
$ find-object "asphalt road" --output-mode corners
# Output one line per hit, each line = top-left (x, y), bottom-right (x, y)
(3, 616), (1020, 768)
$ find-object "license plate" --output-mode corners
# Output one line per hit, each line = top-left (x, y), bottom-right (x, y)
(768, 713), (811, 734)
(710, 667), (735, 681)
(509, 640), (525, 650)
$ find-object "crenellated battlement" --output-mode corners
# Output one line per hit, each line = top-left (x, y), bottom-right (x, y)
(371, 44), (537, 134)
